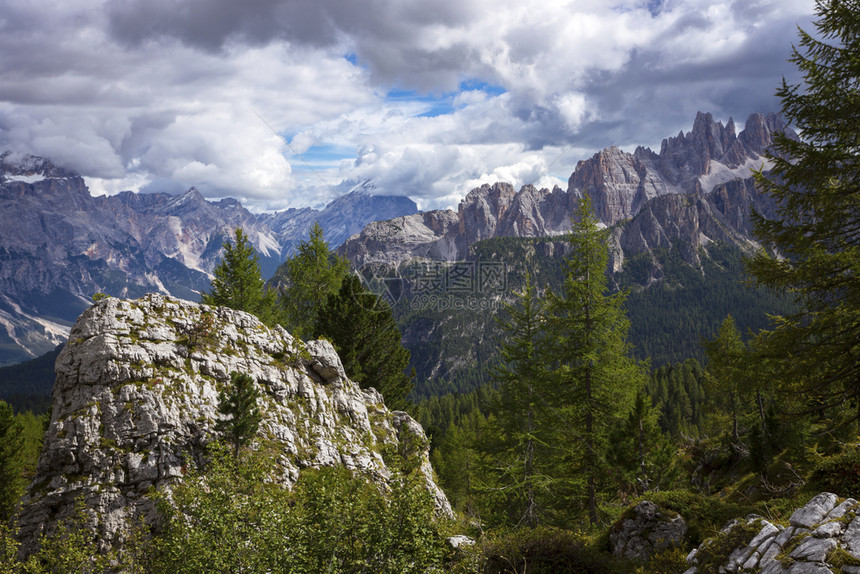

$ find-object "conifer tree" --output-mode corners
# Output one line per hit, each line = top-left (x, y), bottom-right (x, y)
(0, 400), (25, 522)
(749, 0), (860, 431)
(481, 272), (555, 527)
(546, 195), (643, 525)
(202, 228), (280, 326)
(215, 371), (262, 459)
(702, 315), (748, 441)
(314, 274), (414, 411)
(280, 222), (349, 339)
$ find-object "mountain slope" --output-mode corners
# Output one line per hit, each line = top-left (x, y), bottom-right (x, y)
(0, 155), (417, 366)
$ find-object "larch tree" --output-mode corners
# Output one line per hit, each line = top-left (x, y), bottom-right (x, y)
(202, 228), (280, 326)
(749, 0), (860, 431)
(279, 222), (349, 340)
(546, 194), (643, 525)
(702, 315), (748, 442)
(481, 272), (555, 527)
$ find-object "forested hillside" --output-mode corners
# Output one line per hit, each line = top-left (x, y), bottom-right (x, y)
(395, 235), (795, 398)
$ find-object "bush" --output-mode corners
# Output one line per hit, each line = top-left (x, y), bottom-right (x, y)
(475, 526), (633, 574)
(147, 443), (450, 574)
(810, 445), (860, 495)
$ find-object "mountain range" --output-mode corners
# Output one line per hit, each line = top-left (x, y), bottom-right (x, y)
(339, 112), (791, 268)
(0, 111), (792, 370)
(0, 155), (416, 366)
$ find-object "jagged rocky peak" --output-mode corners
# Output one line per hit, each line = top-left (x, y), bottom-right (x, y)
(0, 151), (77, 180)
(565, 111), (794, 227)
(17, 294), (451, 554)
(457, 182), (518, 243)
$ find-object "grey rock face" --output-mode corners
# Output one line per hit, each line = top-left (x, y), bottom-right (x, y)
(16, 294), (451, 554)
(684, 493), (860, 574)
(610, 500), (687, 561)
(339, 111), (794, 270)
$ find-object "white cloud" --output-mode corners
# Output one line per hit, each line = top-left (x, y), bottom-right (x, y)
(0, 0), (817, 211)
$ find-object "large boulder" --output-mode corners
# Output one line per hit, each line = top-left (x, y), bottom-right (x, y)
(610, 500), (688, 561)
(16, 294), (452, 554)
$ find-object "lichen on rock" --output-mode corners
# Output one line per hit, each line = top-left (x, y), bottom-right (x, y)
(17, 294), (452, 554)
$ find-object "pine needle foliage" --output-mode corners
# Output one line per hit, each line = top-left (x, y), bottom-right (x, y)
(215, 371), (262, 459)
(202, 227), (280, 326)
(749, 0), (860, 431)
(545, 195), (644, 525)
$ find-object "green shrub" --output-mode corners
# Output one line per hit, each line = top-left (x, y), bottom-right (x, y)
(476, 526), (633, 574)
(147, 444), (449, 574)
(810, 445), (860, 495)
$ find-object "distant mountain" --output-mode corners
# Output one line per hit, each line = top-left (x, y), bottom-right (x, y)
(257, 179), (418, 264)
(334, 112), (797, 393)
(0, 155), (417, 366)
(339, 112), (794, 267)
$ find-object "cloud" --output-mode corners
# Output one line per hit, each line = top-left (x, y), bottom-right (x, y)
(0, 0), (817, 211)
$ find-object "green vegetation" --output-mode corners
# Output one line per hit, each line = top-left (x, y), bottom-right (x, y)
(748, 0), (860, 434)
(0, 401), (26, 523)
(477, 273), (553, 527)
(544, 196), (644, 524)
(0, 448), (450, 573)
(275, 222), (350, 339)
(315, 273), (414, 410)
(215, 371), (263, 459)
(201, 227), (281, 326)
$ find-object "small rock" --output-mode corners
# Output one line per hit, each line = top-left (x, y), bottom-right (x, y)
(447, 535), (475, 549)
(788, 536), (836, 562)
(811, 521), (843, 538)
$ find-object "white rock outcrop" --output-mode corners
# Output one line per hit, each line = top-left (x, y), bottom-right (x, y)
(17, 294), (451, 553)
(684, 493), (860, 574)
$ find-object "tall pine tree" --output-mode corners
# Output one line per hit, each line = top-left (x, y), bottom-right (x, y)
(546, 195), (643, 525)
(480, 272), (556, 527)
(749, 0), (860, 431)
(202, 228), (280, 326)
(702, 315), (748, 442)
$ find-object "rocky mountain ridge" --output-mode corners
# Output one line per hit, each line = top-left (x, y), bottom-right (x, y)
(16, 294), (450, 554)
(0, 157), (416, 366)
(339, 112), (792, 269)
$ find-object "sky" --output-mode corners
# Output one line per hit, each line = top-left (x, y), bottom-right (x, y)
(0, 0), (816, 212)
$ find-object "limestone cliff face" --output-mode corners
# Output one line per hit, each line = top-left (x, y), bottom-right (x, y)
(338, 112), (793, 269)
(570, 112), (792, 226)
(17, 294), (451, 553)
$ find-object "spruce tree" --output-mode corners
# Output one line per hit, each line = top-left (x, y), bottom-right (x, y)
(314, 274), (414, 411)
(546, 195), (643, 525)
(749, 0), (860, 431)
(215, 371), (262, 459)
(481, 272), (555, 527)
(202, 228), (280, 326)
(279, 222), (349, 339)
